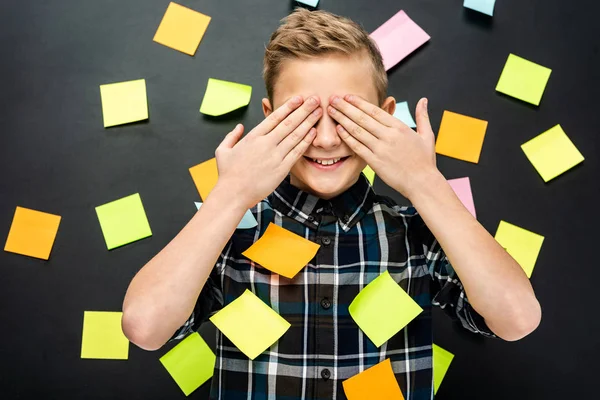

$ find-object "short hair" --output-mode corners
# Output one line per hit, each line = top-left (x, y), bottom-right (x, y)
(263, 8), (388, 105)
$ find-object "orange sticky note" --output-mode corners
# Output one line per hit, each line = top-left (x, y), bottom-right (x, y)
(435, 110), (488, 163)
(4, 206), (61, 260)
(153, 2), (212, 56)
(242, 223), (320, 279)
(189, 158), (218, 201)
(342, 359), (405, 400)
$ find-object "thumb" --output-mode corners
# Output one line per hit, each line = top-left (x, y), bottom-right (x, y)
(219, 124), (245, 149)
(415, 98), (435, 145)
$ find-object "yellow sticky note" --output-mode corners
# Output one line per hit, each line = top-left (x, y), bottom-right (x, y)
(521, 124), (584, 182)
(210, 289), (291, 360)
(363, 165), (375, 185)
(95, 193), (152, 250)
(343, 359), (405, 400)
(349, 271), (423, 347)
(99, 79), (148, 127)
(435, 111), (488, 163)
(81, 311), (129, 359)
(433, 344), (454, 395)
(494, 220), (544, 278)
(4, 206), (61, 260)
(242, 223), (320, 279)
(199, 78), (252, 116)
(496, 54), (552, 106)
(160, 332), (216, 396)
(189, 158), (219, 201)
(153, 2), (211, 56)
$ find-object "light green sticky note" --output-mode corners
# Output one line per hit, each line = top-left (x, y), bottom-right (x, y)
(210, 289), (290, 360)
(81, 311), (129, 360)
(160, 332), (216, 396)
(349, 270), (423, 347)
(433, 344), (454, 395)
(521, 124), (584, 182)
(494, 220), (544, 278)
(199, 78), (252, 116)
(363, 165), (375, 185)
(95, 193), (152, 250)
(99, 79), (148, 127)
(495, 54), (552, 106)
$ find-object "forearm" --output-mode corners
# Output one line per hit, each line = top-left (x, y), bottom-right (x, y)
(408, 171), (541, 341)
(122, 184), (247, 350)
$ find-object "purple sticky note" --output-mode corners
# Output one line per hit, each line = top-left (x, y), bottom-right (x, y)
(448, 177), (476, 218)
(370, 10), (430, 71)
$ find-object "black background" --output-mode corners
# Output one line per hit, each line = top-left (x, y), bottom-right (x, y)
(1, 0), (598, 399)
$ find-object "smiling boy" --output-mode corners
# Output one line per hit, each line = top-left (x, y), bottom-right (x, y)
(122, 8), (541, 400)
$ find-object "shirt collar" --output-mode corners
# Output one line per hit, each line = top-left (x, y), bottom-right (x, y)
(269, 173), (375, 232)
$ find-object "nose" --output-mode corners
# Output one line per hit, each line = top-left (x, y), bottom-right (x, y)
(311, 105), (342, 150)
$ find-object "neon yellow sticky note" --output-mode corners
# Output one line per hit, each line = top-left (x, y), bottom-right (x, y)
(210, 289), (291, 360)
(99, 79), (148, 127)
(199, 78), (252, 116)
(494, 220), (544, 278)
(153, 2), (211, 56)
(4, 206), (61, 260)
(189, 158), (219, 201)
(433, 344), (454, 395)
(343, 359), (405, 400)
(160, 332), (216, 396)
(521, 125), (584, 182)
(242, 223), (320, 279)
(363, 165), (375, 185)
(349, 271), (423, 347)
(496, 54), (552, 106)
(81, 311), (129, 359)
(95, 193), (152, 250)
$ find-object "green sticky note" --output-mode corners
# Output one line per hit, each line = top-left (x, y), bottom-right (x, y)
(349, 270), (423, 347)
(363, 165), (375, 185)
(521, 124), (584, 182)
(210, 289), (291, 360)
(496, 54), (552, 106)
(160, 332), (216, 396)
(494, 221), (544, 278)
(99, 79), (148, 127)
(95, 193), (152, 250)
(433, 344), (454, 395)
(199, 78), (252, 116)
(81, 311), (129, 360)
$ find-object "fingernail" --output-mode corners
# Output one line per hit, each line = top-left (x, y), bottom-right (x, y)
(292, 96), (302, 105)
(328, 106), (336, 114)
(423, 98), (428, 108)
(345, 95), (354, 102)
(308, 96), (318, 106)
(312, 107), (322, 117)
(331, 96), (340, 105)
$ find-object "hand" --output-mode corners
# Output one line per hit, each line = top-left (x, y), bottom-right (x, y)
(213, 96), (322, 209)
(328, 95), (441, 200)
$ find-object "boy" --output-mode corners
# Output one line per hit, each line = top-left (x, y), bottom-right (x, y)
(122, 8), (541, 400)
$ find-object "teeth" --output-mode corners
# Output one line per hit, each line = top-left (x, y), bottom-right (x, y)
(312, 158), (341, 165)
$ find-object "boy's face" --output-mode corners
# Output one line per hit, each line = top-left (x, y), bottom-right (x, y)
(262, 52), (395, 200)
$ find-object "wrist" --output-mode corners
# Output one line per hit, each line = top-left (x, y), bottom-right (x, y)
(205, 181), (250, 215)
(403, 169), (447, 206)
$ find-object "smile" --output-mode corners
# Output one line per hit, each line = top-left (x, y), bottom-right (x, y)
(303, 156), (350, 170)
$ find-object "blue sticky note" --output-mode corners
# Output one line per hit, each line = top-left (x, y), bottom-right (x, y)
(195, 202), (258, 229)
(463, 0), (496, 16)
(393, 101), (416, 128)
(296, 0), (319, 7)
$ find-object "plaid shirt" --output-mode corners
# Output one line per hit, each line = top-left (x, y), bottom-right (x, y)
(173, 173), (495, 399)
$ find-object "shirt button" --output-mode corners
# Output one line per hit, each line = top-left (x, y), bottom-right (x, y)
(321, 368), (331, 380)
(343, 215), (350, 223)
(320, 297), (331, 310)
(308, 215), (315, 222)
(321, 237), (331, 246)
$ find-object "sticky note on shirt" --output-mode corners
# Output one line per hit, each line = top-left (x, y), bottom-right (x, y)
(81, 311), (129, 359)
(448, 177), (476, 218)
(349, 270), (423, 347)
(342, 359), (405, 400)
(4, 206), (61, 260)
(242, 223), (319, 279)
(435, 111), (488, 163)
(99, 79), (148, 128)
(210, 289), (291, 360)
(200, 78), (252, 116)
(521, 125), (584, 182)
(494, 221), (544, 278)
(433, 344), (455, 395)
(496, 54), (552, 106)
(153, 2), (211, 56)
(370, 10), (430, 71)
(362, 165), (375, 185)
(160, 332), (216, 396)
(189, 158), (218, 201)
(393, 101), (416, 128)
(195, 202), (258, 229)
(95, 193), (152, 250)
(463, 0), (496, 16)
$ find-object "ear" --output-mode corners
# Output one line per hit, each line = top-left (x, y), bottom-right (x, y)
(262, 98), (273, 117)
(380, 96), (396, 115)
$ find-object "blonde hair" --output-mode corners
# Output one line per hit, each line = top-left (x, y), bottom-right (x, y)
(263, 8), (388, 105)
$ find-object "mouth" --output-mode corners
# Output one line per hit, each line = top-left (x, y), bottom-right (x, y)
(303, 155), (351, 170)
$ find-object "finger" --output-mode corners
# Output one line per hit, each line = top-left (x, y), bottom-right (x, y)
(415, 98), (435, 144)
(218, 124), (245, 149)
(281, 127), (317, 168)
(342, 94), (400, 129)
(277, 106), (322, 157)
(328, 96), (384, 138)
(250, 96), (304, 137)
(270, 96), (321, 143)
(328, 104), (379, 150)
(336, 124), (375, 162)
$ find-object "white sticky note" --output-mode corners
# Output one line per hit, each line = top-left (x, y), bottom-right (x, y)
(464, 0), (496, 16)
(195, 202), (257, 229)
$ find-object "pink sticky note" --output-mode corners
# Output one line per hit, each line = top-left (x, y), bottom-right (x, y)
(370, 10), (430, 71)
(448, 177), (476, 218)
